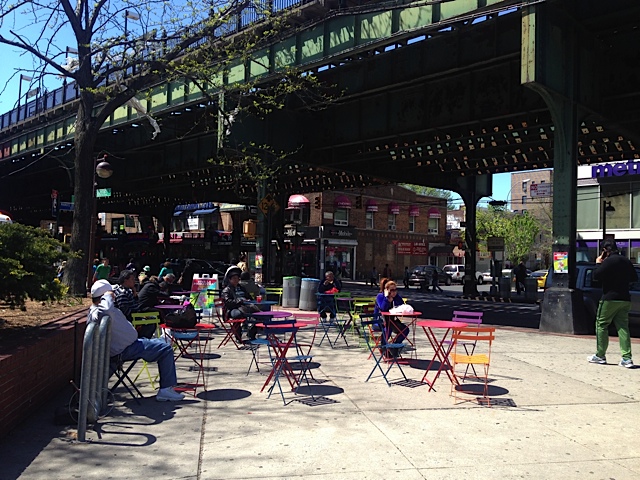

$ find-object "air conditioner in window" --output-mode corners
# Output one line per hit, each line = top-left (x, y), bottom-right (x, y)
(389, 225), (396, 231)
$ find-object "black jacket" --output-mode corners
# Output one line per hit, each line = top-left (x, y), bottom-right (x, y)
(593, 253), (638, 302)
(137, 280), (169, 311)
(221, 283), (251, 312)
(318, 278), (342, 293)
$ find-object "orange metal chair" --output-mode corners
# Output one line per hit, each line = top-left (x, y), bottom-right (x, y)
(450, 326), (495, 406)
(450, 310), (484, 376)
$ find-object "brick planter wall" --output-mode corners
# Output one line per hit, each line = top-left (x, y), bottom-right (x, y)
(0, 309), (87, 439)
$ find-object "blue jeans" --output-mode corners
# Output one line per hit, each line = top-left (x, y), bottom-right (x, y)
(119, 338), (177, 388)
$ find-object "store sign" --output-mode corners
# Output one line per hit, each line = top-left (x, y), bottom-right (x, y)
(397, 242), (412, 255)
(175, 201), (215, 211)
(413, 243), (428, 255)
(323, 226), (356, 239)
(591, 160), (640, 178)
(530, 183), (551, 197)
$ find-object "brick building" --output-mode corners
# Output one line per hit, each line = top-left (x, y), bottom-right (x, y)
(284, 185), (447, 281)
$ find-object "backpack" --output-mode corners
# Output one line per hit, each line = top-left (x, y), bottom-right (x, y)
(164, 304), (198, 328)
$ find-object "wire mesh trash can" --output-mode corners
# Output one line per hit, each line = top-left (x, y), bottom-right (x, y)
(282, 276), (301, 308)
(299, 278), (321, 310)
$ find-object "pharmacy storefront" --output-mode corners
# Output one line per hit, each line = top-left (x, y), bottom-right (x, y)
(577, 161), (640, 261)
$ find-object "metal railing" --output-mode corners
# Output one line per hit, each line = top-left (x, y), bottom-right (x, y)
(0, 0), (314, 131)
(77, 314), (112, 442)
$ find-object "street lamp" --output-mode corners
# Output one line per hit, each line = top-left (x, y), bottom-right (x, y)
(87, 155), (113, 291)
(602, 200), (616, 242)
(124, 10), (140, 38)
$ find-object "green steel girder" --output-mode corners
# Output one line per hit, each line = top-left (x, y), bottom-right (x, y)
(0, 0), (516, 163)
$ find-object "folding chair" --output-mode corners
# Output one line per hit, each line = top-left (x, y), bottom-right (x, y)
(131, 312), (162, 389)
(246, 318), (296, 375)
(450, 310), (483, 376)
(264, 325), (316, 405)
(264, 287), (284, 307)
(215, 302), (244, 349)
(110, 355), (143, 403)
(361, 319), (407, 387)
(450, 326), (495, 405)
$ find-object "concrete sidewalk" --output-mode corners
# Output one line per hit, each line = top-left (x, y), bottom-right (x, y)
(1, 317), (639, 480)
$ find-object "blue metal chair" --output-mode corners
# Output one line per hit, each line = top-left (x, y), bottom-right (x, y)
(361, 319), (407, 387)
(316, 293), (349, 348)
(246, 318), (295, 375)
(264, 325), (316, 405)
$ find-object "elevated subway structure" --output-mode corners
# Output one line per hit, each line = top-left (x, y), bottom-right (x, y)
(1, 0), (640, 331)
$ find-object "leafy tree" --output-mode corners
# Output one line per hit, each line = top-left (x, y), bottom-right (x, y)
(402, 184), (456, 208)
(0, 223), (69, 305)
(476, 207), (541, 264)
(0, 0), (325, 295)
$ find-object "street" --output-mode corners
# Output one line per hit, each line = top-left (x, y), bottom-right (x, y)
(344, 281), (542, 330)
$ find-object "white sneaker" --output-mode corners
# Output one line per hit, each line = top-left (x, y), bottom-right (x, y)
(156, 387), (185, 402)
(619, 358), (634, 368)
(587, 354), (606, 364)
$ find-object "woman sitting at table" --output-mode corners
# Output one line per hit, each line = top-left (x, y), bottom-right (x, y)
(374, 279), (410, 353)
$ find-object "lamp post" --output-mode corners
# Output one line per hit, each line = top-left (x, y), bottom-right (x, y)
(86, 156), (113, 290)
(17, 74), (32, 121)
(124, 10), (140, 38)
(602, 200), (616, 242)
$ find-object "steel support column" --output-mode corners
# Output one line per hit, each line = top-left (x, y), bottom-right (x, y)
(522, 3), (590, 333)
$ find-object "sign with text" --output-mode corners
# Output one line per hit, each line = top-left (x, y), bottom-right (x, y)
(487, 236), (505, 251)
(397, 242), (412, 255)
(96, 188), (112, 198)
(530, 183), (551, 198)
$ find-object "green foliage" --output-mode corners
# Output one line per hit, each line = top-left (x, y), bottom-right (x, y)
(402, 184), (455, 208)
(476, 207), (541, 264)
(0, 223), (69, 305)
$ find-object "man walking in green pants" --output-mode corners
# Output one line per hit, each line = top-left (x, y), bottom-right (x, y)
(589, 240), (637, 368)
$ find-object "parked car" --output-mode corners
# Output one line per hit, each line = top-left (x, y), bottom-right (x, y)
(443, 264), (485, 284)
(409, 265), (452, 289)
(544, 261), (640, 331)
(481, 271), (494, 283)
(530, 269), (549, 289)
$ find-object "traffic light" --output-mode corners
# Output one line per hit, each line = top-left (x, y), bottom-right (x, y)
(314, 196), (321, 209)
(355, 195), (363, 209)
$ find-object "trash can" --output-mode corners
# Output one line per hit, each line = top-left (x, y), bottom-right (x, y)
(282, 276), (301, 308)
(524, 278), (538, 302)
(299, 278), (320, 310)
(499, 277), (511, 299)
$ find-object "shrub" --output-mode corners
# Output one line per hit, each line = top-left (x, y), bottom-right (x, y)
(0, 223), (69, 305)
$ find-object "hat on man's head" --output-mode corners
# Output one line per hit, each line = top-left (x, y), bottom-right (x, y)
(143, 266), (151, 273)
(224, 265), (242, 283)
(118, 269), (134, 284)
(91, 279), (113, 298)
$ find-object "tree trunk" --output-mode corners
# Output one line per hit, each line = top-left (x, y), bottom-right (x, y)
(64, 99), (99, 296)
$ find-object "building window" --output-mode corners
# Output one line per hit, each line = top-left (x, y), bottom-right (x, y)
(408, 215), (416, 232)
(387, 214), (397, 230)
(365, 211), (374, 229)
(334, 208), (349, 226)
(522, 180), (528, 192)
(428, 217), (438, 234)
(522, 196), (527, 205)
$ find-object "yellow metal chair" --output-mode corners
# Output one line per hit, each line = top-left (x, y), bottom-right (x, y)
(450, 326), (495, 406)
(264, 287), (284, 307)
(131, 312), (162, 390)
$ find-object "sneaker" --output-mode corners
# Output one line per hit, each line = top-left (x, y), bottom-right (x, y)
(587, 354), (606, 364)
(156, 387), (185, 402)
(619, 358), (634, 368)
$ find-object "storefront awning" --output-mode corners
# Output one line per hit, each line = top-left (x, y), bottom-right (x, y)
(192, 208), (217, 215)
(428, 207), (442, 218)
(335, 195), (352, 209)
(365, 199), (378, 212)
(288, 194), (309, 208)
(429, 245), (454, 256)
(409, 205), (420, 216)
(388, 202), (400, 215)
(173, 210), (184, 216)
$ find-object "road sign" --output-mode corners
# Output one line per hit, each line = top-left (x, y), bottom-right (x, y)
(487, 236), (505, 251)
(530, 182), (551, 198)
(96, 188), (112, 198)
(59, 202), (74, 211)
(258, 193), (276, 215)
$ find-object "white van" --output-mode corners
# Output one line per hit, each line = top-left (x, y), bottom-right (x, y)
(443, 264), (485, 284)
